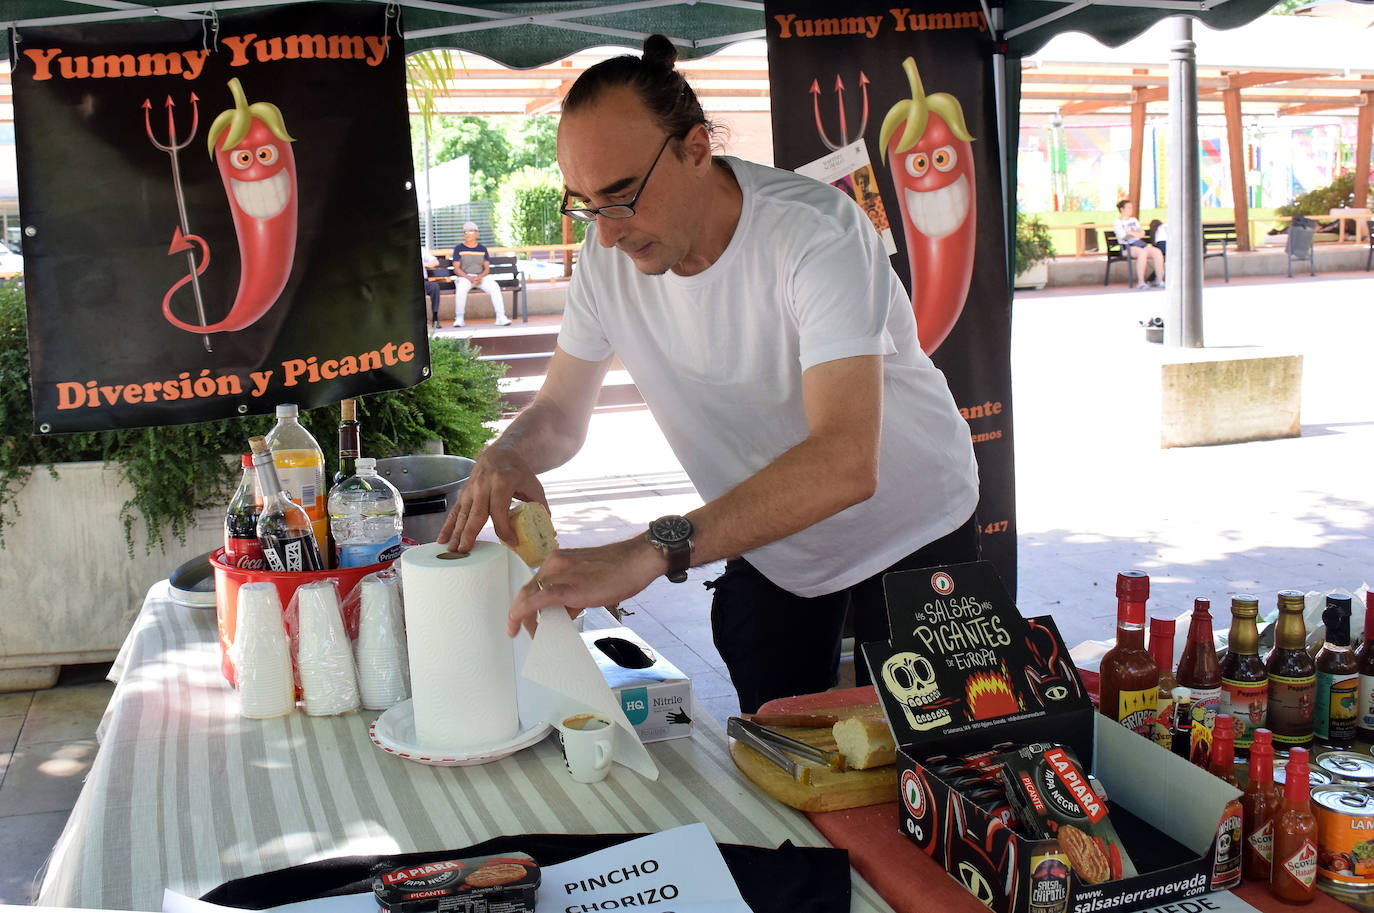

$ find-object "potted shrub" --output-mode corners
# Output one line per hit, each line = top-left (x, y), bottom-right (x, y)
(0, 276), (505, 688)
(1014, 211), (1056, 289)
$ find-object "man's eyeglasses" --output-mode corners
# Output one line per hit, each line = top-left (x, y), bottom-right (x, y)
(560, 133), (676, 223)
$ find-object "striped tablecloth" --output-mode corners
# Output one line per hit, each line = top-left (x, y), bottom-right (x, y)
(36, 582), (894, 913)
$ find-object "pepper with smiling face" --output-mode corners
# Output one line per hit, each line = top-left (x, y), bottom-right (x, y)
(880, 57), (976, 356)
(163, 78), (297, 334)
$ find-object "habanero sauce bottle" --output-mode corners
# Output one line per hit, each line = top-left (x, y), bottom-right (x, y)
(1242, 728), (1281, 882)
(1269, 747), (1318, 903)
(1098, 571), (1159, 738)
(1150, 617), (1180, 750)
(1220, 595), (1267, 759)
(1357, 592), (1374, 745)
(1178, 598), (1222, 768)
(1314, 593), (1359, 749)
(1266, 590), (1316, 752)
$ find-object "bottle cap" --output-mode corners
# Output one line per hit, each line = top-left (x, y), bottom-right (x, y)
(276, 404), (299, 418)
(1192, 597), (1211, 617)
(357, 457), (376, 473)
(1149, 617), (1175, 665)
(1251, 727), (1273, 753)
(1116, 571), (1149, 601)
(241, 454), (253, 468)
(341, 398), (356, 421)
(1324, 594), (1353, 644)
(248, 435), (269, 455)
(1277, 590), (1306, 610)
(1230, 595), (1259, 616)
(1213, 714), (1234, 741)
(1171, 686), (1191, 702)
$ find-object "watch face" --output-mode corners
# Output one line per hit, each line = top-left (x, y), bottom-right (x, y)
(651, 516), (692, 544)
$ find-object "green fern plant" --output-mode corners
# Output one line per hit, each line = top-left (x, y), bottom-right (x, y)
(0, 278), (504, 553)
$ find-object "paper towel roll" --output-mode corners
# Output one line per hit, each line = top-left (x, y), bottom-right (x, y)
(400, 542), (520, 749)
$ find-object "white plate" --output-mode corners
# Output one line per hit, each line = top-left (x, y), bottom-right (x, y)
(370, 699), (551, 767)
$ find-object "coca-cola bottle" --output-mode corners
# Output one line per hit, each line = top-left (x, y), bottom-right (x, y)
(248, 435), (323, 573)
(223, 454), (266, 570)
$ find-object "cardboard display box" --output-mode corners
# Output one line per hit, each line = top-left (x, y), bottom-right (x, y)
(580, 625), (693, 743)
(861, 561), (1242, 913)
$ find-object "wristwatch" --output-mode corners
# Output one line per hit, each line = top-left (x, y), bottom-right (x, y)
(646, 515), (694, 583)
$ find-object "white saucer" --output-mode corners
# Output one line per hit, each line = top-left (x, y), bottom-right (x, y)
(370, 699), (551, 767)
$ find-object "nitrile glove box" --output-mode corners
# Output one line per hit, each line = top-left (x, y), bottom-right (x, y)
(580, 625), (693, 742)
(861, 561), (1244, 913)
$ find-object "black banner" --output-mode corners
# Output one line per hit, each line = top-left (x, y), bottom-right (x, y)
(764, 2), (1016, 591)
(14, 3), (426, 434)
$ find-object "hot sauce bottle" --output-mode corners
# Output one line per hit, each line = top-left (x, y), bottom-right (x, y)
(1314, 593), (1358, 749)
(1357, 592), (1374, 745)
(1220, 595), (1267, 758)
(1242, 728), (1281, 882)
(1149, 617), (1179, 750)
(1266, 590), (1316, 752)
(1178, 598), (1222, 767)
(1269, 746), (1318, 903)
(1099, 572), (1159, 737)
(1209, 714), (1239, 786)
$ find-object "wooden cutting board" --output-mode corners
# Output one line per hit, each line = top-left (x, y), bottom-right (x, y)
(728, 719), (898, 813)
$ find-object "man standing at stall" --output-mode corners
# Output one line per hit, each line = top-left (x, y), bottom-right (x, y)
(439, 35), (980, 713)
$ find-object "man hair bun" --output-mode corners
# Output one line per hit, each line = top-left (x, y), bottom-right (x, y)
(641, 34), (678, 70)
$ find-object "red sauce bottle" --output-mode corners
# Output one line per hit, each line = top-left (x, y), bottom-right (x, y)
(1178, 598), (1222, 766)
(1209, 714), (1239, 786)
(1099, 572), (1159, 737)
(1242, 729), (1281, 882)
(1149, 617), (1180, 750)
(1269, 746), (1318, 903)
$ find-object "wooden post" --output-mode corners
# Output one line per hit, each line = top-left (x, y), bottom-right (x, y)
(1355, 89), (1374, 212)
(1128, 68), (1148, 210)
(561, 213), (574, 278)
(1222, 84), (1251, 251)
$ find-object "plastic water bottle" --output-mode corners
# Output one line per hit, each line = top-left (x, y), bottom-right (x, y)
(327, 458), (405, 568)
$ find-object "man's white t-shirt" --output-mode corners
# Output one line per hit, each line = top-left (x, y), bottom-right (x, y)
(558, 156), (979, 597)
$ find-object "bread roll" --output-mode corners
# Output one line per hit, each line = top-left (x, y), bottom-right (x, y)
(508, 501), (559, 568)
(832, 716), (896, 770)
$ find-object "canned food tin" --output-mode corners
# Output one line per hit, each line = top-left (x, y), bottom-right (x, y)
(1317, 751), (1374, 786)
(1312, 785), (1374, 886)
(1275, 759), (1334, 788)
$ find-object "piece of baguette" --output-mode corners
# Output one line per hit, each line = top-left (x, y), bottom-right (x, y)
(508, 501), (559, 568)
(832, 716), (896, 770)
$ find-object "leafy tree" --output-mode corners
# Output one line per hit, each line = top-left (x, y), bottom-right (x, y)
(412, 116), (513, 202)
(1276, 172), (1373, 216)
(511, 116), (560, 172)
(1266, 0), (1307, 13)
(496, 166), (587, 246)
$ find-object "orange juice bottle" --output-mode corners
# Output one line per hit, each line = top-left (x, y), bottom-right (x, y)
(264, 404), (330, 567)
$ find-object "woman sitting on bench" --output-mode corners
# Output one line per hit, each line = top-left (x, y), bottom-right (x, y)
(1115, 200), (1164, 289)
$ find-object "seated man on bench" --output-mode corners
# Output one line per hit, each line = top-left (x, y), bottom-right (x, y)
(452, 220), (512, 327)
(1114, 199), (1164, 289)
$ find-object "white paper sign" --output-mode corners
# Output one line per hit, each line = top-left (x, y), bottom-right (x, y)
(795, 137), (898, 257)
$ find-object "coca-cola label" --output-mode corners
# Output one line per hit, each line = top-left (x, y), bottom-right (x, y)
(1282, 840), (1317, 888)
(223, 536), (266, 570)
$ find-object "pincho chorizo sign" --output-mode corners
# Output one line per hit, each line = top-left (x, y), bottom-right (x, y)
(764, 1), (1017, 591)
(14, 3), (426, 433)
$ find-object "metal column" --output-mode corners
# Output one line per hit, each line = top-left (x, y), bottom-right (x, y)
(1166, 16), (1203, 348)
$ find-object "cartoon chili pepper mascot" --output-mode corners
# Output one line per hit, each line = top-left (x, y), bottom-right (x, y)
(879, 57), (976, 355)
(162, 78), (298, 335)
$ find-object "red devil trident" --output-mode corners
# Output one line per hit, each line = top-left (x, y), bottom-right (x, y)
(811, 72), (870, 151)
(144, 93), (213, 353)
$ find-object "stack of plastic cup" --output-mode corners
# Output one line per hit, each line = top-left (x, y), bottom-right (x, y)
(231, 582), (296, 719)
(294, 581), (361, 716)
(354, 576), (410, 710)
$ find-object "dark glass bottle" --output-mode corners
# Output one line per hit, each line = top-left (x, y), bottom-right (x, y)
(1269, 747), (1318, 903)
(1178, 598), (1222, 766)
(1358, 593), (1374, 744)
(1315, 593), (1358, 748)
(1242, 728), (1281, 882)
(249, 435), (323, 573)
(1098, 571), (1159, 737)
(1266, 591), (1315, 751)
(334, 398), (360, 487)
(1150, 617), (1179, 750)
(223, 454), (266, 571)
(1220, 595), (1267, 758)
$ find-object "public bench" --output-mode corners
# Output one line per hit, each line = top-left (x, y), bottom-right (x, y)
(1102, 229), (1139, 287)
(426, 249), (528, 323)
(1202, 222), (1237, 282)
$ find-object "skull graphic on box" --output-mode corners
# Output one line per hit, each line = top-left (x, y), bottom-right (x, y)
(882, 651), (953, 731)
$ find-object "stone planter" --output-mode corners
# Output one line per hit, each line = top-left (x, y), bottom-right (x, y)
(1014, 260), (1049, 290)
(0, 461), (222, 691)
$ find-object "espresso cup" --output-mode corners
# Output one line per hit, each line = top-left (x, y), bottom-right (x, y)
(555, 712), (615, 783)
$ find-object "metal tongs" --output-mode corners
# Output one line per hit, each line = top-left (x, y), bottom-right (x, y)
(727, 716), (844, 784)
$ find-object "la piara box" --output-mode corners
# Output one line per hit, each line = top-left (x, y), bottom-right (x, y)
(860, 561), (1243, 913)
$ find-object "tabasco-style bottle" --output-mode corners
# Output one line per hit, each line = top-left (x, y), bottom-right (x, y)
(1266, 590), (1315, 752)
(1149, 617), (1179, 750)
(1220, 595), (1267, 758)
(1242, 728), (1281, 882)
(1178, 598), (1222, 766)
(1269, 747), (1318, 903)
(1210, 714), (1239, 787)
(1314, 593), (1359, 749)
(1098, 571), (1159, 737)
(1357, 592), (1374, 744)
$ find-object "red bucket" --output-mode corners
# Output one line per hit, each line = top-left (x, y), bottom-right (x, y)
(209, 548), (394, 686)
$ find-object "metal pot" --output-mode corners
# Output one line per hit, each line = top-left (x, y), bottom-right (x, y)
(374, 454), (474, 544)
